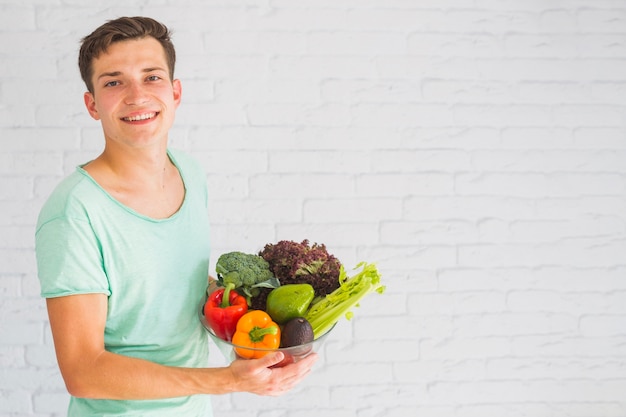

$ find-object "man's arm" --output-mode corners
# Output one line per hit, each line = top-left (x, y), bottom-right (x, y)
(46, 293), (317, 400)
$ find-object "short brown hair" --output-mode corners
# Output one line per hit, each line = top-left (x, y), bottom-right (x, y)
(78, 16), (176, 93)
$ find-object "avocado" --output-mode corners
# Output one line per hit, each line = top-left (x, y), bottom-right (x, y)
(266, 284), (315, 324)
(280, 317), (315, 351)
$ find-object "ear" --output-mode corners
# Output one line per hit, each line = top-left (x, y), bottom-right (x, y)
(84, 92), (100, 120)
(172, 79), (182, 108)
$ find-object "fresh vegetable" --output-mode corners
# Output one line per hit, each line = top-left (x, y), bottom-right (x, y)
(259, 240), (342, 298)
(266, 283), (315, 324)
(281, 317), (314, 350)
(203, 287), (248, 341)
(304, 262), (385, 339)
(231, 310), (281, 359)
(215, 251), (280, 306)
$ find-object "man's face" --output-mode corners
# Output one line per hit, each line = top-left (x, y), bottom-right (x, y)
(83, 37), (181, 150)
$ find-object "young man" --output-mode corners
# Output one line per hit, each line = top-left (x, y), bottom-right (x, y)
(35, 16), (317, 416)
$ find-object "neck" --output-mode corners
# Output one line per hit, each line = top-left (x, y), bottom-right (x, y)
(98, 143), (172, 188)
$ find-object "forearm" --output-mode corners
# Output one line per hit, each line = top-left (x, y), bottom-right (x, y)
(47, 294), (317, 400)
(64, 350), (235, 400)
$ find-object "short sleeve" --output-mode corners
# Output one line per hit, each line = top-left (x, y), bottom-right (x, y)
(36, 215), (110, 298)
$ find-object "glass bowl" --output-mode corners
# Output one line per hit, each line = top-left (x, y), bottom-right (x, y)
(199, 303), (334, 367)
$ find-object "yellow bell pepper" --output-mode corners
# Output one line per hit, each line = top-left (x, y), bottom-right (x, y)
(232, 310), (281, 359)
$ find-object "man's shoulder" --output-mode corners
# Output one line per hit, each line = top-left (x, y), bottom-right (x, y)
(36, 170), (97, 229)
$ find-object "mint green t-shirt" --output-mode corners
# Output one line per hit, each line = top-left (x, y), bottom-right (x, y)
(35, 149), (212, 417)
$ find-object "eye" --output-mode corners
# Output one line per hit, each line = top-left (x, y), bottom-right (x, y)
(147, 75), (162, 82)
(104, 80), (120, 88)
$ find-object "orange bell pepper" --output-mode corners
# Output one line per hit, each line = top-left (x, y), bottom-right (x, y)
(231, 310), (281, 359)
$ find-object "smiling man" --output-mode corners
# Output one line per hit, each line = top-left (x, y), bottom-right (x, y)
(35, 16), (317, 417)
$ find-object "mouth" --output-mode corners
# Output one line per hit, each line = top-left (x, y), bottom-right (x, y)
(121, 112), (159, 122)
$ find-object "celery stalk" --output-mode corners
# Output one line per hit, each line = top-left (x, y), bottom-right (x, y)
(304, 262), (385, 339)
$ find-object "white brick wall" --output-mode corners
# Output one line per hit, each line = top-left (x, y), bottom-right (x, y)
(1, 0), (626, 416)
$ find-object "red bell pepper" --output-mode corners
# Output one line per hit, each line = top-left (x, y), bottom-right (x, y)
(203, 286), (248, 341)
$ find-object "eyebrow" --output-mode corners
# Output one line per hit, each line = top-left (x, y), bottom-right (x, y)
(97, 67), (168, 80)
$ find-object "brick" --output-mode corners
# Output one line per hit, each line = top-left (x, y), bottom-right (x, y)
(535, 196), (626, 219)
(0, 177), (33, 200)
(579, 9), (626, 33)
(33, 391), (70, 414)
(0, 346), (25, 367)
(0, 322), (41, 345)
(250, 174), (353, 198)
(270, 55), (377, 79)
(276, 222), (379, 246)
(504, 34), (580, 57)
(354, 314), (453, 340)
(206, 174), (249, 199)
(211, 198), (302, 223)
(591, 82), (626, 105)
(487, 357), (626, 380)
(422, 79), (512, 103)
(248, 103), (351, 127)
(269, 150), (368, 173)
(0, 5), (35, 31)
(0, 297), (47, 322)
(381, 220), (477, 245)
(352, 103), (454, 127)
(346, 9), (445, 31)
(0, 275), (21, 297)
(452, 312), (578, 336)
(204, 31), (305, 55)
(25, 345), (57, 368)
(501, 127), (572, 149)
(308, 32), (406, 55)
(0, 389), (32, 413)
(208, 223), (276, 251)
(0, 226), (35, 249)
(3, 80), (83, 105)
(330, 384), (423, 409)
(0, 128), (79, 151)
(177, 102), (247, 126)
(0, 248), (37, 275)
(454, 104), (553, 127)
(455, 172), (626, 198)
(216, 79), (319, 103)
(574, 127), (626, 149)
(409, 291), (506, 314)
(374, 149), (472, 172)
(396, 358), (487, 383)
(420, 337), (512, 360)
(516, 81), (589, 103)
(409, 33), (501, 57)
(459, 240), (626, 268)
(0, 152), (64, 175)
(193, 150), (268, 174)
(427, 379), (626, 404)
(245, 7), (347, 31)
(471, 150), (626, 172)
(512, 334), (626, 358)
(304, 198), (402, 223)
(322, 79), (422, 103)
(580, 315), (626, 337)
(555, 104), (625, 126)
(187, 55), (267, 79)
(0, 201), (41, 226)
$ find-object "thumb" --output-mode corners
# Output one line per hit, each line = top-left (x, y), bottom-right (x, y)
(258, 351), (284, 368)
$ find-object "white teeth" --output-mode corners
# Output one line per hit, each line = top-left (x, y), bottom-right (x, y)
(123, 113), (156, 121)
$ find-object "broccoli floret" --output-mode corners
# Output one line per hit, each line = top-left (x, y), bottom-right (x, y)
(215, 251), (279, 304)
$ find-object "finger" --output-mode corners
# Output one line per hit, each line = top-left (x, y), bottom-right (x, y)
(257, 351), (285, 368)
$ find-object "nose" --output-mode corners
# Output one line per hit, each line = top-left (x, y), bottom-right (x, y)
(124, 81), (149, 105)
